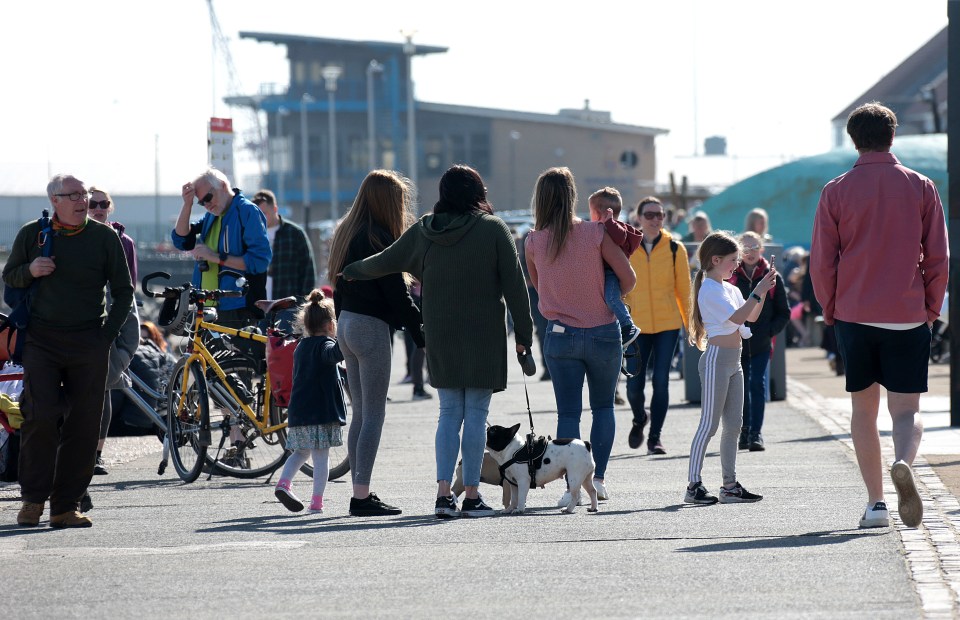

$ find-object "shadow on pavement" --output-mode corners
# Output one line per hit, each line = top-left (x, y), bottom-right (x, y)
(677, 529), (886, 553)
(196, 512), (446, 535)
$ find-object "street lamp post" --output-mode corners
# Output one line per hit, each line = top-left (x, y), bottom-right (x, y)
(366, 60), (384, 171)
(300, 93), (314, 230)
(509, 130), (521, 209)
(322, 65), (343, 220)
(402, 32), (417, 187)
(276, 106), (289, 210)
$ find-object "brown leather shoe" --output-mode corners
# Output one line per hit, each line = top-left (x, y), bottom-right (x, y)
(17, 501), (44, 527)
(49, 511), (93, 529)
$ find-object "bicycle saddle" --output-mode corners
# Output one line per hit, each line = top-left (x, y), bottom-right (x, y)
(254, 297), (299, 314)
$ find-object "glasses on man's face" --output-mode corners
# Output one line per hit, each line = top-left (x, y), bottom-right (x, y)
(89, 199), (111, 210)
(642, 211), (665, 220)
(197, 192), (214, 207)
(54, 191), (88, 202)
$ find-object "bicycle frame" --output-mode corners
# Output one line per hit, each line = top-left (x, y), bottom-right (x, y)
(171, 309), (285, 437)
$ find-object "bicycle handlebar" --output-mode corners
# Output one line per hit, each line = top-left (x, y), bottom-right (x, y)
(141, 271), (245, 302)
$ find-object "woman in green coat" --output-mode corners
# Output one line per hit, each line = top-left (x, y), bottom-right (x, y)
(343, 165), (534, 518)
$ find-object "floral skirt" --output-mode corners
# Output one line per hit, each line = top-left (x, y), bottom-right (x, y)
(285, 423), (343, 451)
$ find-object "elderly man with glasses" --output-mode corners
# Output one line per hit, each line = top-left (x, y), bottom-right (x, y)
(3, 174), (133, 528)
(172, 168), (272, 332)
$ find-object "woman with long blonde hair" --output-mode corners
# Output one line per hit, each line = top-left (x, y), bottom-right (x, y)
(685, 231), (775, 506)
(328, 170), (424, 517)
(525, 167), (636, 506)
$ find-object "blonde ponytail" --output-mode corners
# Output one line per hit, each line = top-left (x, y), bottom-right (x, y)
(688, 269), (708, 351)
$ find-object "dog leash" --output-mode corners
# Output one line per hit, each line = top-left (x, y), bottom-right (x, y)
(517, 349), (538, 486)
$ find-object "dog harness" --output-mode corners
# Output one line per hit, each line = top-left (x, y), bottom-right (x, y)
(498, 435), (552, 489)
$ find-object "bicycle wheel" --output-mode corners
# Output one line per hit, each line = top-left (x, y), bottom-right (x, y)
(166, 357), (209, 483)
(205, 357), (290, 478)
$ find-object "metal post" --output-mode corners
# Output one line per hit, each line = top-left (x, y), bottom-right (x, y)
(402, 33), (418, 187)
(322, 65), (343, 221)
(300, 93), (314, 231)
(276, 107), (288, 210)
(509, 130), (521, 209)
(154, 134), (161, 243)
(949, 0), (960, 426)
(367, 60), (383, 171)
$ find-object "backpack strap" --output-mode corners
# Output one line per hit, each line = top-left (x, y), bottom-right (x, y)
(669, 239), (679, 267)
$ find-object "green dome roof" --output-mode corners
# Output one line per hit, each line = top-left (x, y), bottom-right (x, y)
(701, 134), (947, 247)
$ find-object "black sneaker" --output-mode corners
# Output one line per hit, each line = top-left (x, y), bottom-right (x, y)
(684, 482), (718, 505)
(647, 437), (666, 455)
(93, 456), (108, 476)
(80, 492), (93, 513)
(350, 493), (402, 516)
(719, 482), (763, 503)
(435, 495), (460, 519)
(621, 325), (640, 349)
(748, 433), (765, 452)
(738, 427), (749, 450)
(461, 495), (495, 518)
(628, 413), (647, 450)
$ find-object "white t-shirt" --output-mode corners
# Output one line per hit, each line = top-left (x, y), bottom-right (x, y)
(698, 278), (752, 339)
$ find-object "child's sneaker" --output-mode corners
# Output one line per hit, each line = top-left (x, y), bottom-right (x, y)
(307, 496), (324, 514)
(684, 482), (718, 505)
(274, 484), (304, 512)
(620, 325), (640, 357)
(435, 494), (460, 519)
(719, 482), (763, 503)
(859, 501), (889, 528)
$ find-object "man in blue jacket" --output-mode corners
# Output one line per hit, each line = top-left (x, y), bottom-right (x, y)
(172, 168), (272, 331)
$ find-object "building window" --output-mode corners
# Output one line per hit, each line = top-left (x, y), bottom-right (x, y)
(293, 61), (306, 85)
(310, 61), (323, 83)
(469, 132), (490, 174)
(450, 135), (466, 164)
(423, 135), (444, 173)
(346, 134), (367, 173)
(619, 150), (638, 169)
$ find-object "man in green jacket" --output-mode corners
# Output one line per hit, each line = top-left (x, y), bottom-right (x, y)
(3, 174), (133, 529)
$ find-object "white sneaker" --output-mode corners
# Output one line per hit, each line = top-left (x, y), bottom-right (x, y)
(557, 491), (584, 507)
(593, 479), (609, 501)
(859, 501), (889, 528)
(891, 460), (923, 528)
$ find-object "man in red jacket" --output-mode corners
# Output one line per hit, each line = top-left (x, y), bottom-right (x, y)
(811, 102), (948, 530)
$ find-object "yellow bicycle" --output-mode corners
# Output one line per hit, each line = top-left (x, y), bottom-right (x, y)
(143, 272), (350, 483)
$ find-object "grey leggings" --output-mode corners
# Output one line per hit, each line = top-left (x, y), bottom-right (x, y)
(338, 311), (393, 487)
(688, 345), (743, 486)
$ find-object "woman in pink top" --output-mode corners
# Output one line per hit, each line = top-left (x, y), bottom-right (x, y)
(525, 167), (636, 503)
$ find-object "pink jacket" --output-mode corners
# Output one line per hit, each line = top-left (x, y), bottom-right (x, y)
(810, 151), (948, 325)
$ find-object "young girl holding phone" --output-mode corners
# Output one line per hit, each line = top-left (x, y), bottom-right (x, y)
(684, 232), (777, 505)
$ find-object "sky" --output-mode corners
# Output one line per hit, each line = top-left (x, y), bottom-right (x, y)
(1, 0), (948, 196)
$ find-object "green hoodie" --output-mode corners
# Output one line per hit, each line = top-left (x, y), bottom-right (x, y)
(343, 211), (533, 391)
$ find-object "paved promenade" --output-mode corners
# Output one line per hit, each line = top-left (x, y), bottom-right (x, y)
(0, 344), (957, 618)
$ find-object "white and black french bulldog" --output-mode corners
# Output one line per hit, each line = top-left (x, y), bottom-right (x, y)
(485, 423), (598, 514)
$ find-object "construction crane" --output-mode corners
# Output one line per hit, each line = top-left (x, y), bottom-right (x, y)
(207, 0), (266, 178)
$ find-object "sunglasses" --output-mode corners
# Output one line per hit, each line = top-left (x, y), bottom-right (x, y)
(642, 211), (665, 220)
(89, 199), (111, 210)
(197, 192), (214, 207)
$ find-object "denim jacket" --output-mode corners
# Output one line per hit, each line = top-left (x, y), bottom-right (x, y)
(171, 189), (272, 312)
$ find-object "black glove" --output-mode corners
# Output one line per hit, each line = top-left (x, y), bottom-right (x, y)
(517, 349), (537, 377)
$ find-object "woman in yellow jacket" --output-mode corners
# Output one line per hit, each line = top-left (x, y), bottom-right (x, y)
(623, 197), (692, 455)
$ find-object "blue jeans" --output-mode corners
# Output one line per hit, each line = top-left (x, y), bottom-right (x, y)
(742, 349), (769, 433)
(604, 268), (635, 333)
(626, 329), (680, 440)
(544, 320), (621, 479)
(436, 388), (493, 486)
